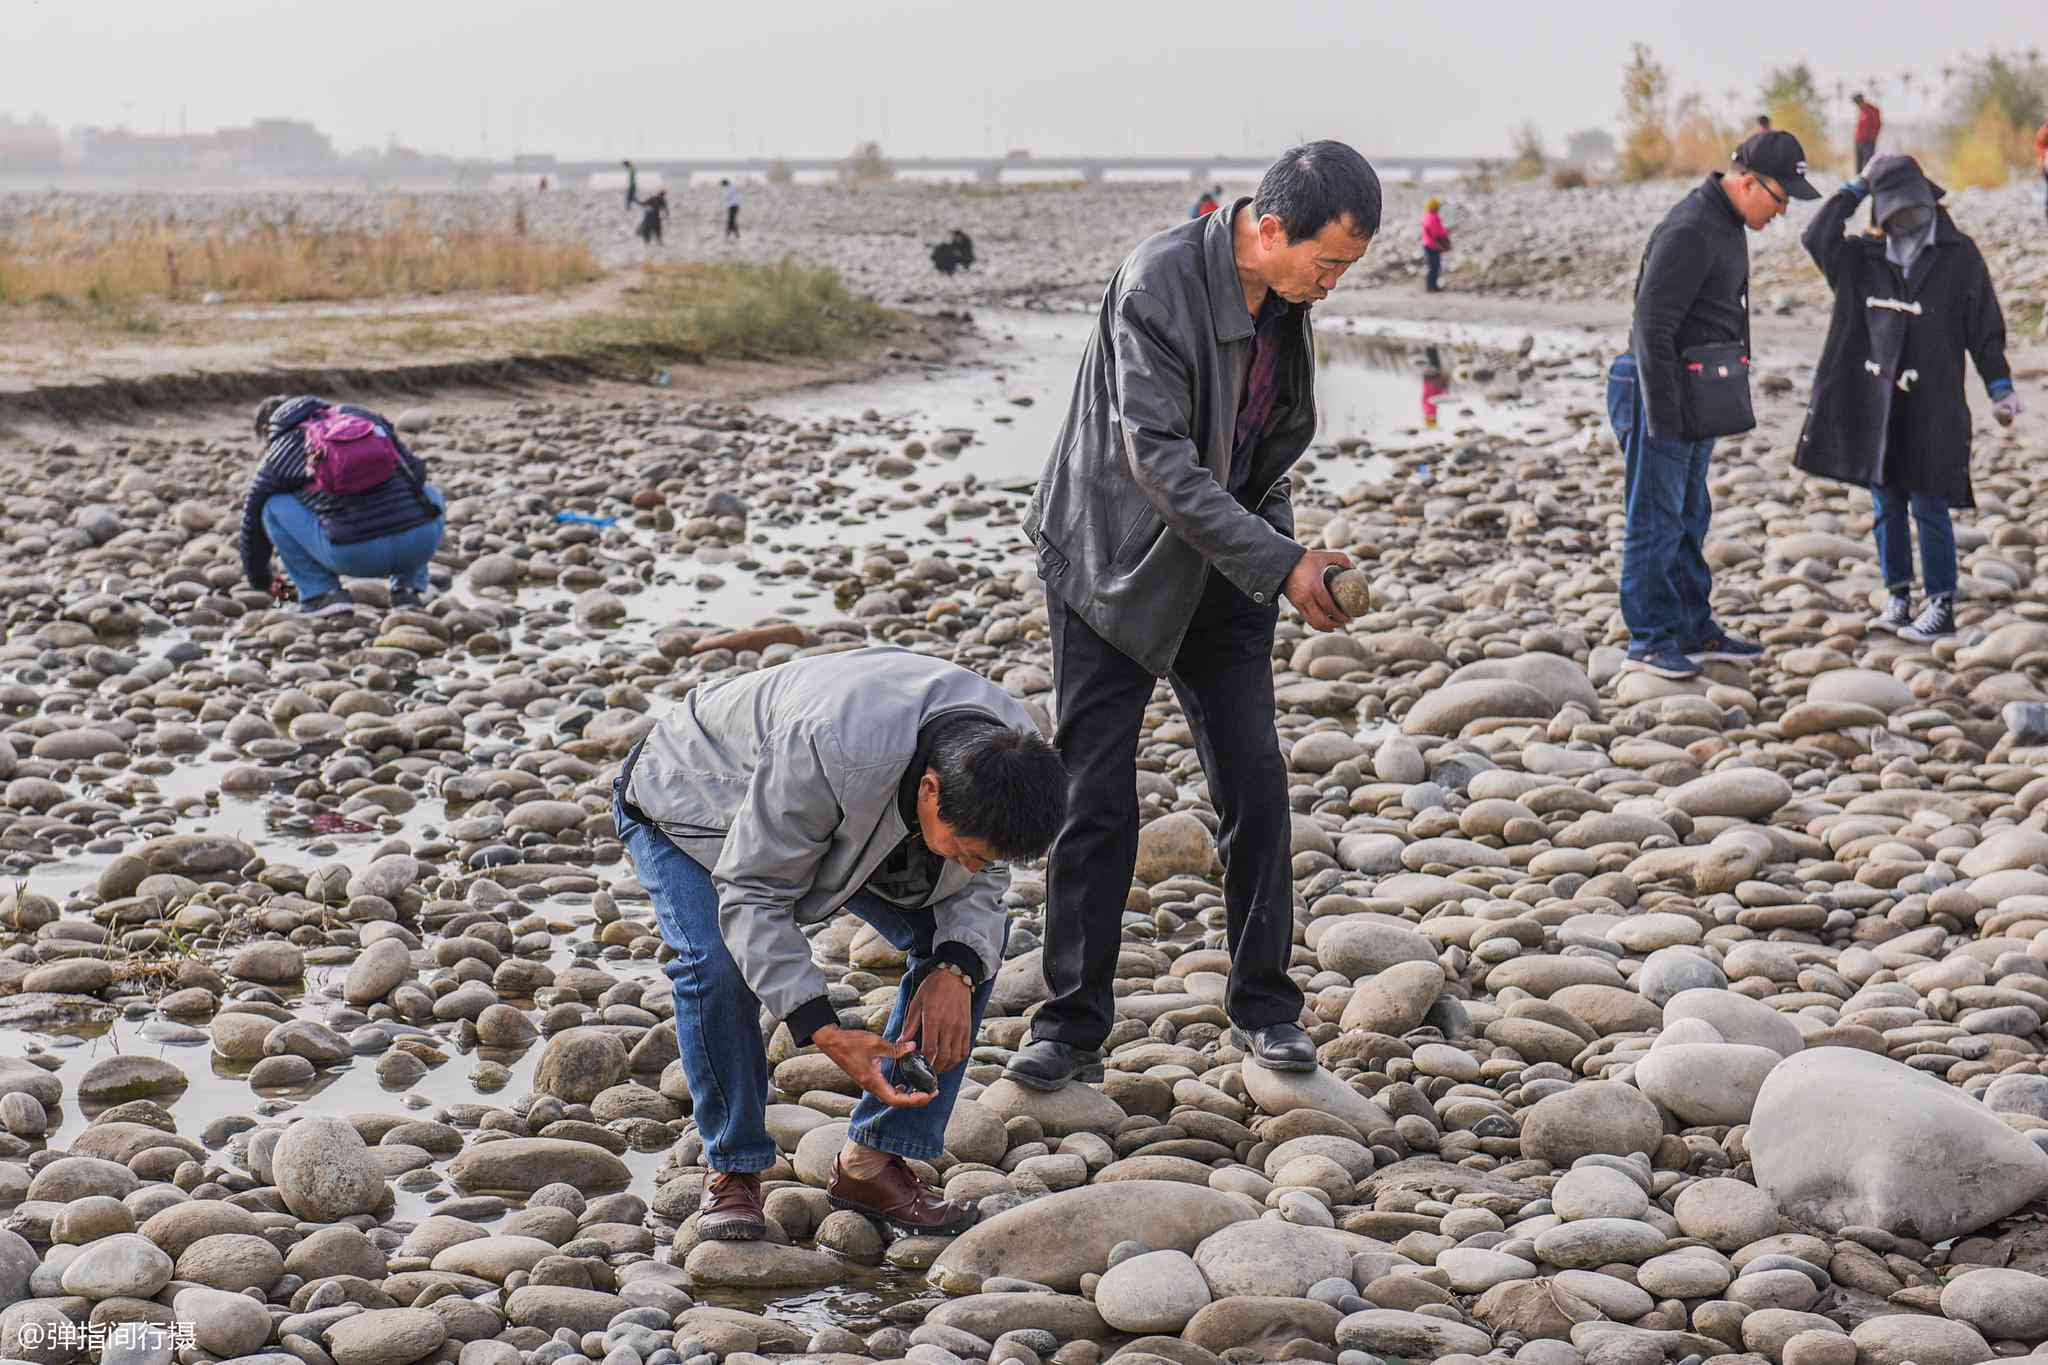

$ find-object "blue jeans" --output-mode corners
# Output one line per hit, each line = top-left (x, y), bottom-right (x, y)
(1871, 486), (1957, 598)
(263, 488), (444, 598)
(1423, 248), (1442, 290)
(1610, 354), (1717, 654)
(614, 789), (997, 1172)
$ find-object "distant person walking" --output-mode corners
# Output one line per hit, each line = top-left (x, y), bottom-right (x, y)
(1190, 185), (1222, 218)
(1609, 130), (1816, 679)
(1794, 154), (2017, 643)
(1420, 196), (1451, 292)
(1756, 114), (1772, 132)
(240, 396), (445, 616)
(721, 179), (741, 239)
(637, 189), (670, 245)
(623, 160), (638, 210)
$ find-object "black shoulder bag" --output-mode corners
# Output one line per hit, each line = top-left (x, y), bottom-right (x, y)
(1631, 233), (1756, 440)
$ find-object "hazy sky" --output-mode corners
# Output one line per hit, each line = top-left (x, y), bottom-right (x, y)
(13, 0), (2037, 161)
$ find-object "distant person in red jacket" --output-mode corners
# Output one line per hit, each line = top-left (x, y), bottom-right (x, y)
(1853, 94), (1882, 226)
(1420, 196), (1451, 292)
(2036, 118), (2048, 222)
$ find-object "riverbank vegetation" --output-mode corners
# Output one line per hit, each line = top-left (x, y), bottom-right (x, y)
(0, 212), (598, 307)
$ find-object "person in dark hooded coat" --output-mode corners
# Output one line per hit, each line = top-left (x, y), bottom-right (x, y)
(1793, 154), (2019, 643)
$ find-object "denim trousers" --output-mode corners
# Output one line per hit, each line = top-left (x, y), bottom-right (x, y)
(1609, 354), (1718, 654)
(615, 790), (997, 1172)
(263, 487), (445, 598)
(1871, 486), (1958, 598)
(1423, 248), (1442, 290)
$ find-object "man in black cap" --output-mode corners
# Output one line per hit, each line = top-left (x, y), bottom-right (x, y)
(1607, 129), (1817, 679)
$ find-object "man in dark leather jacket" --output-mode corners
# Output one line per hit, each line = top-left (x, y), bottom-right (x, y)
(1010, 142), (1380, 1090)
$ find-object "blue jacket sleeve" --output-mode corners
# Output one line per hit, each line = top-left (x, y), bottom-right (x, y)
(238, 430), (310, 592)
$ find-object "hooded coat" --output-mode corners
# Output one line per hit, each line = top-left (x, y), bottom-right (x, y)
(1792, 183), (2009, 509)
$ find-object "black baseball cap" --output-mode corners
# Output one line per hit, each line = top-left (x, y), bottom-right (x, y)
(1732, 130), (1820, 200)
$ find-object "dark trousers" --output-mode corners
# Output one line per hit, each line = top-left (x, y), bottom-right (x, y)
(1423, 247), (1442, 291)
(1035, 573), (1302, 1050)
(1856, 141), (1877, 224)
(725, 206), (740, 238)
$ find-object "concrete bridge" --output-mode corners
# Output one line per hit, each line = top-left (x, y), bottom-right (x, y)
(506, 153), (1489, 185)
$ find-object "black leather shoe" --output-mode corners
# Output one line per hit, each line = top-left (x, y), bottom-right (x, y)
(1002, 1038), (1105, 1092)
(1233, 1023), (1317, 1072)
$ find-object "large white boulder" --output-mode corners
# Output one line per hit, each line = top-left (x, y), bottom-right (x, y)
(1749, 1048), (2048, 1242)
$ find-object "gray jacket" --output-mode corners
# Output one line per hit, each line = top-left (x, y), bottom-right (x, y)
(621, 647), (1028, 1029)
(1025, 198), (1319, 676)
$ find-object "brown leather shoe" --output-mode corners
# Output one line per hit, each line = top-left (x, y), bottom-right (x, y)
(698, 1171), (766, 1241)
(827, 1154), (976, 1236)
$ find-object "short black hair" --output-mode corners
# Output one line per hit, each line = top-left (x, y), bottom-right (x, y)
(253, 395), (291, 439)
(928, 716), (1067, 861)
(1253, 141), (1382, 244)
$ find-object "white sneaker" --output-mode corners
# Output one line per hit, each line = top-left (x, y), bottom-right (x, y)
(1870, 595), (1913, 634)
(1899, 596), (1957, 643)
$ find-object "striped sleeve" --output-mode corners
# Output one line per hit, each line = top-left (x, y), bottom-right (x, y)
(238, 427), (312, 592)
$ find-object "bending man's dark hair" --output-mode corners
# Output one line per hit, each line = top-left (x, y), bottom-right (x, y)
(1254, 140), (1383, 244)
(929, 716), (1068, 861)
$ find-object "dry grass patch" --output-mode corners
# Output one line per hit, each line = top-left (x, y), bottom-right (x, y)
(0, 213), (599, 307)
(539, 258), (890, 366)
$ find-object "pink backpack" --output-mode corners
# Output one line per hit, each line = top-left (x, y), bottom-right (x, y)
(302, 409), (401, 496)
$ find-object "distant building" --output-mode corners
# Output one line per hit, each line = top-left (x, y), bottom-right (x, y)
(1564, 128), (1617, 167)
(0, 115), (63, 171)
(218, 119), (335, 169)
(79, 118), (335, 174)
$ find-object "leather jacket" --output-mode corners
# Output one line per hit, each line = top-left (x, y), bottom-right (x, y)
(1024, 199), (1317, 676)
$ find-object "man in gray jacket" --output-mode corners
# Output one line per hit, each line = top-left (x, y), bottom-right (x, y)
(616, 647), (1065, 1239)
(1010, 142), (1379, 1091)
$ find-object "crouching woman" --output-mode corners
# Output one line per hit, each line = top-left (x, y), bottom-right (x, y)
(239, 395), (446, 615)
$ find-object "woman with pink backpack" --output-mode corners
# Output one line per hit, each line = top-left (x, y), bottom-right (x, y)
(239, 394), (446, 615)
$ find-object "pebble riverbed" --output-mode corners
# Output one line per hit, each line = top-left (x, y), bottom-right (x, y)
(1, 177), (2047, 1365)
